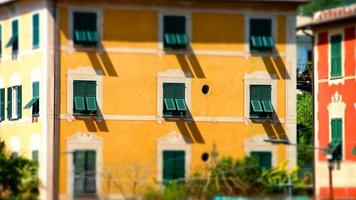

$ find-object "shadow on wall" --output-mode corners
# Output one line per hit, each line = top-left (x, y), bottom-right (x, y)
(77, 107), (109, 132)
(261, 114), (288, 142)
(261, 50), (290, 80)
(165, 110), (205, 144)
(176, 52), (205, 79)
(87, 51), (118, 77)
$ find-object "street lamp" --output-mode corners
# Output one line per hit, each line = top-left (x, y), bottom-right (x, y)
(263, 139), (334, 200)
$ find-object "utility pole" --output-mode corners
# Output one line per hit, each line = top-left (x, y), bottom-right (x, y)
(326, 144), (334, 200)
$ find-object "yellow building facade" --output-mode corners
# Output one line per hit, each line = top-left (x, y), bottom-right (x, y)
(56, 0), (302, 199)
(0, 0), (304, 199)
(0, 0), (55, 199)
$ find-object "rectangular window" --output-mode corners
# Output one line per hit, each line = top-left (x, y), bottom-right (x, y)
(32, 150), (39, 162)
(330, 35), (342, 78)
(73, 12), (98, 46)
(251, 151), (272, 169)
(7, 85), (21, 120)
(163, 150), (185, 182)
(331, 118), (342, 161)
(32, 14), (39, 48)
(0, 88), (4, 121)
(6, 20), (19, 59)
(250, 85), (273, 119)
(163, 83), (187, 117)
(73, 80), (97, 115)
(73, 150), (96, 195)
(163, 15), (188, 50)
(249, 19), (273, 52)
(24, 82), (39, 116)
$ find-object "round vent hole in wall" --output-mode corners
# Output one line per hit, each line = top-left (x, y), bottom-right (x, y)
(202, 85), (210, 95)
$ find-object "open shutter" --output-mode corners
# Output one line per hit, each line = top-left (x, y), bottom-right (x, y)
(7, 87), (12, 119)
(175, 84), (186, 112)
(74, 81), (85, 112)
(16, 86), (22, 118)
(85, 81), (97, 112)
(12, 20), (18, 53)
(32, 14), (39, 48)
(0, 89), (4, 121)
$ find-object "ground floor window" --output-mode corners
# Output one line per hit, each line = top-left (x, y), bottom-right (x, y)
(163, 150), (185, 182)
(73, 150), (96, 195)
(251, 151), (272, 169)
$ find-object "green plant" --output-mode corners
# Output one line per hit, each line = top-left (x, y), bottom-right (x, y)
(0, 141), (39, 199)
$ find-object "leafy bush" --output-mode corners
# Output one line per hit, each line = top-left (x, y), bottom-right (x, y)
(143, 156), (306, 199)
(0, 141), (39, 199)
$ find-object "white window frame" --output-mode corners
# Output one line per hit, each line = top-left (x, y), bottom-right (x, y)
(244, 71), (277, 122)
(158, 11), (192, 53)
(244, 15), (277, 56)
(157, 70), (192, 122)
(66, 132), (103, 200)
(11, 86), (18, 119)
(244, 135), (278, 167)
(327, 91), (346, 161)
(156, 130), (191, 184)
(328, 29), (345, 86)
(68, 7), (103, 51)
(67, 67), (103, 120)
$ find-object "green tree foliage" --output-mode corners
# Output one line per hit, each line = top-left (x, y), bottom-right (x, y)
(298, 0), (355, 16)
(0, 141), (39, 199)
(297, 92), (313, 182)
(143, 156), (306, 200)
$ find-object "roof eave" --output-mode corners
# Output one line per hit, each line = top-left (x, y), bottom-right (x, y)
(297, 14), (356, 30)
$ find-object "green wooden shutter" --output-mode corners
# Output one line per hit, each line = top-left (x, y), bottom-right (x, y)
(250, 19), (273, 50)
(17, 86), (22, 119)
(74, 150), (85, 194)
(7, 87), (12, 119)
(0, 89), (4, 121)
(85, 151), (96, 193)
(163, 151), (175, 181)
(251, 152), (272, 169)
(73, 12), (97, 45)
(12, 20), (18, 52)
(173, 151), (185, 180)
(163, 16), (187, 49)
(85, 81), (97, 112)
(175, 83), (185, 99)
(32, 14), (39, 48)
(33, 82), (39, 97)
(331, 35), (342, 78)
(331, 118), (342, 160)
(73, 81), (85, 112)
(32, 150), (39, 162)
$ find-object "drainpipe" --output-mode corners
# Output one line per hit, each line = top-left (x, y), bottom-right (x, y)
(51, 0), (59, 199)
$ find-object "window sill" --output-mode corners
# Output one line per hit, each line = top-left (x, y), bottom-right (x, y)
(330, 76), (343, 80)
(162, 115), (189, 121)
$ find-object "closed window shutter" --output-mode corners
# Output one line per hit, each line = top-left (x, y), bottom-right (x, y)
(331, 118), (342, 160)
(163, 151), (174, 181)
(85, 151), (96, 193)
(7, 87), (12, 119)
(173, 151), (185, 180)
(331, 35), (342, 77)
(32, 14), (39, 48)
(17, 86), (22, 119)
(74, 151), (85, 194)
(0, 89), (4, 121)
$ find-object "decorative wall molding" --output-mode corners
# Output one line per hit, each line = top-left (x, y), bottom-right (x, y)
(66, 132), (103, 200)
(156, 130), (191, 184)
(244, 135), (278, 167)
